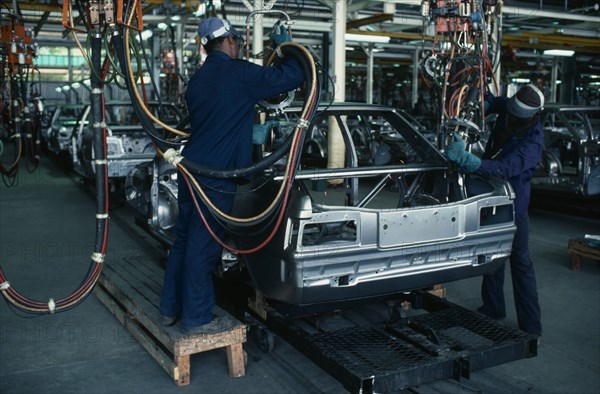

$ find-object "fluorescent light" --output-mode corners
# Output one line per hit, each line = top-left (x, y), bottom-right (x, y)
(345, 33), (390, 44)
(170, 15), (181, 21)
(543, 49), (574, 57)
(71, 82), (81, 89)
(556, 27), (600, 38)
(157, 22), (168, 31)
(512, 78), (531, 83)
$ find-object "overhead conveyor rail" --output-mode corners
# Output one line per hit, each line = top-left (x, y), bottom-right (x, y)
(260, 291), (537, 394)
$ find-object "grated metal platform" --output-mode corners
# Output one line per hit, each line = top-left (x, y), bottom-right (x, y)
(265, 292), (537, 393)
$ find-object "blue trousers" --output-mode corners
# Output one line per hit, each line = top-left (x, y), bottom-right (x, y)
(480, 213), (542, 336)
(159, 177), (234, 329)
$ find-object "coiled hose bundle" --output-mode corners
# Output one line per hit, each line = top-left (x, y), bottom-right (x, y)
(0, 29), (109, 314)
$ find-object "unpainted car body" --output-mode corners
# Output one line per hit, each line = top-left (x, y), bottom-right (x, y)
(128, 103), (517, 306)
(44, 104), (86, 156)
(71, 101), (182, 180)
(533, 105), (600, 197)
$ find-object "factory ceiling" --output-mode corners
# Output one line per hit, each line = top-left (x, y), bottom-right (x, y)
(5, 0), (600, 74)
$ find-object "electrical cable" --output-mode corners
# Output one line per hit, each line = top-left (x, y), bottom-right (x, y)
(112, 3), (320, 251)
(0, 22), (109, 314)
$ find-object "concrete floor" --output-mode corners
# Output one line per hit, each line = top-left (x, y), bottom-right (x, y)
(1, 158), (599, 394)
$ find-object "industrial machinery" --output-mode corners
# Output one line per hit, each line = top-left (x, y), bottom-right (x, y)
(420, 0), (501, 151)
(0, 2), (40, 185)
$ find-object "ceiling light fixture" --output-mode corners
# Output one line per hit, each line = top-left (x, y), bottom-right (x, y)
(543, 49), (575, 57)
(345, 33), (390, 44)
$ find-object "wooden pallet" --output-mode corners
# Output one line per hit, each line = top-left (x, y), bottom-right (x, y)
(94, 256), (246, 386)
(568, 238), (600, 271)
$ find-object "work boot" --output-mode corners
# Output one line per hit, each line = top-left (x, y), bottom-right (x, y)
(180, 317), (234, 335)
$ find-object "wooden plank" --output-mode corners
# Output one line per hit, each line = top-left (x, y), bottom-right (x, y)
(226, 343), (246, 378)
(568, 238), (600, 270)
(99, 265), (177, 348)
(97, 259), (247, 384)
(120, 257), (164, 292)
(175, 322), (246, 356)
(571, 253), (581, 271)
(113, 259), (163, 308)
(122, 256), (166, 286)
(175, 356), (190, 386)
(428, 284), (447, 298)
(94, 286), (180, 382)
(568, 239), (600, 258)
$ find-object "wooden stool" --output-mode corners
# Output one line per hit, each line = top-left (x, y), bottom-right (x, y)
(94, 256), (246, 386)
(568, 238), (600, 271)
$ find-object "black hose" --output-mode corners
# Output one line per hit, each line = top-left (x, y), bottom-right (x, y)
(113, 29), (307, 180)
(179, 44), (314, 179)
(90, 28), (107, 253)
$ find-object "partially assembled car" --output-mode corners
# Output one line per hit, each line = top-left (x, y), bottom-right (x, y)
(44, 104), (86, 158)
(533, 105), (600, 197)
(127, 103), (517, 306)
(71, 101), (183, 187)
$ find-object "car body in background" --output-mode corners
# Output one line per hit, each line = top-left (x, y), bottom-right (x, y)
(44, 104), (86, 158)
(127, 103), (517, 308)
(533, 105), (600, 197)
(71, 101), (183, 187)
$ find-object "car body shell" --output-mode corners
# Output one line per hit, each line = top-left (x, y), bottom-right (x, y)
(71, 101), (182, 179)
(44, 104), (86, 156)
(128, 103), (517, 306)
(533, 105), (600, 197)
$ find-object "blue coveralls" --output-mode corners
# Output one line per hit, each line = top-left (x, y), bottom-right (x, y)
(475, 95), (544, 336)
(160, 50), (304, 329)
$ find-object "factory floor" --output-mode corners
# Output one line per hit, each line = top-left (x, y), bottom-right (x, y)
(1, 157), (599, 394)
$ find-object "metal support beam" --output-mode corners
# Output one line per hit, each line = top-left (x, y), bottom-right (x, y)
(34, 11), (50, 37)
(151, 33), (161, 99)
(502, 6), (600, 23)
(332, 1), (346, 102)
(347, 13), (394, 29)
(412, 48), (419, 108)
(176, 23), (184, 96)
(252, 1), (264, 65)
(366, 44), (374, 104)
(346, 29), (432, 42)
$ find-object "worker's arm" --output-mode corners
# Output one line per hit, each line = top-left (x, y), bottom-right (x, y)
(242, 58), (305, 101)
(476, 127), (544, 179)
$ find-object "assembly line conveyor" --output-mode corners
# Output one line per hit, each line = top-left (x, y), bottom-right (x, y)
(254, 290), (537, 393)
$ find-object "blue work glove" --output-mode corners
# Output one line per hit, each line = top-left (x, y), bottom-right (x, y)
(252, 120), (279, 145)
(445, 133), (481, 173)
(270, 31), (290, 46)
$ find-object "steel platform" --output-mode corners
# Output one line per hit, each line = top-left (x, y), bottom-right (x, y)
(262, 291), (538, 393)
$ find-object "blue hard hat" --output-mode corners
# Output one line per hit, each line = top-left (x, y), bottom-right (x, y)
(198, 17), (242, 45)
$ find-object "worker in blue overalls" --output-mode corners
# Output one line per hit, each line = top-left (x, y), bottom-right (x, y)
(159, 17), (304, 334)
(445, 84), (545, 337)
